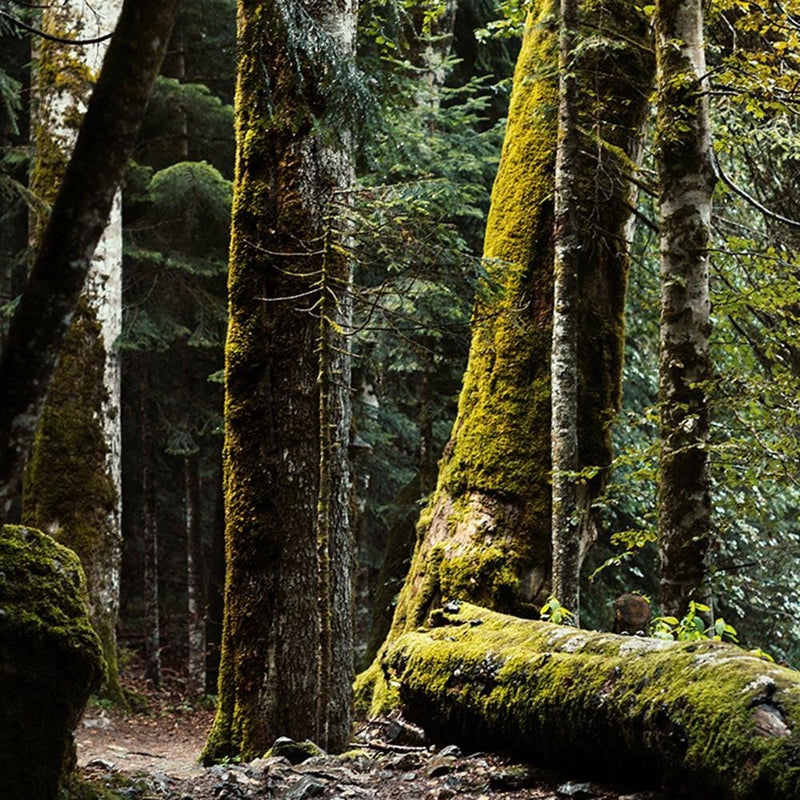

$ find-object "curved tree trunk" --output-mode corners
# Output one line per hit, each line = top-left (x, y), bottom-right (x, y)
(358, 0), (654, 715)
(654, 0), (716, 618)
(22, 0), (125, 705)
(202, 0), (357, 762)
(0, 0), (180, 512)
(382, 603), (800, 800)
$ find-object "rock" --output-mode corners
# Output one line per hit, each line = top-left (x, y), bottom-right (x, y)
(426, 757), (455, 778)
(285, 775), (326, 799)
(84, 757), (116, 771)
(387, 752), (423, 770)
(612, 593), (651, 635)
(82, 710), (113, 729)
(489, 766), (539, 790)
(0, 525), (104, 800)
(264, 736), (326, 765)
(436, 744), (463, 758)
(557, 781), (601, 798)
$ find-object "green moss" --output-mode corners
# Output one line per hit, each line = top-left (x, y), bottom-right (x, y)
(0, 525), (104, 799)
(383, 603), (800, 799)
(31, 28), (96, 236)
(436, 3), (557, 505)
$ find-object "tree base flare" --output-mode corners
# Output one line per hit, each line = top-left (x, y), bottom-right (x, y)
(380, 602), (800, 800)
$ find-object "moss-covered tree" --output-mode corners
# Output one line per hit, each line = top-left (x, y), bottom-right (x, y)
(201, 0), (359, 761)
(654, 0), (716, 617)
(357, 0), (654, 713)
(22, 0), (126, 704)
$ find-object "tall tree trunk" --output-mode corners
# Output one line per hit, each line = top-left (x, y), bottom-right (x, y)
(22, 0), (126, 705)
(202, 0), (356, 762)
(141, 386), (162, 689)
(185, 451), (206, 697)
(655, 0), (716, 618)
(357, 0), (654, 715)
(0, 0), (181, 518)
(550, 0), (581, 619)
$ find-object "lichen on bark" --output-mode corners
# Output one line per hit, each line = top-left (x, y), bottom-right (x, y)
(654, 0), (716, 617)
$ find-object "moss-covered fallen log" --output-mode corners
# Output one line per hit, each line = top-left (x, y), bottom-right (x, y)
(380, 603), (800, 799)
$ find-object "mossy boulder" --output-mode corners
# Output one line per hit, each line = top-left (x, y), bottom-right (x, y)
(0, 525), (104, 800)
(382, 602), (800, 800)
(263, 736), (326, 764)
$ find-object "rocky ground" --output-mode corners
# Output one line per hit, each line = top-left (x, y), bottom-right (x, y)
(76, 703), (679, 800)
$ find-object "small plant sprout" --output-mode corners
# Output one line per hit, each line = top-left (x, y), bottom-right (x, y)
(539, 596), (574, 625)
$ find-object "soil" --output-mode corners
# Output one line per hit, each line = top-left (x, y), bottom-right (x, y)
(74, 670), (673, 800)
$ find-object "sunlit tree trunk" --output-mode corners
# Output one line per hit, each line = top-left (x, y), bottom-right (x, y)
(22, 0), (125, 705)
(202, 0), (356, 762)
(655, 0), (716, 617)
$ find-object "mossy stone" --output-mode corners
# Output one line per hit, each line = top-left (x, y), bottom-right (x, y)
(0, 525), (104, 800)
(263, 736), (326, 764)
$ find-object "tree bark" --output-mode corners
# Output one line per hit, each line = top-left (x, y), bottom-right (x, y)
(22, 0), (126, 705)
(550, 0), (581, 619)
(141, 387), (161, 689)
(202, 0), (356, 761)
(0, 0), (181, 518)
(357, 0), (654, 715)
(383, 602), (800, 800)
(655, 0), (716, 618)
(185, 452), (206, 697)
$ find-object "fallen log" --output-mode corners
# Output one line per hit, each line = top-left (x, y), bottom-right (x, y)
(380, 602), (800, 799)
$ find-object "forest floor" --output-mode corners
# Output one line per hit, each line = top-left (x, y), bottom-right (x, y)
(74, 663), (677, 800)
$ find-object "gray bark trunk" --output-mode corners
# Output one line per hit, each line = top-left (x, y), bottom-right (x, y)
(655, 0), (716, 618)
(23, 0), (125, 705)
(550, 0), (581, 621)
(186, 452), (206, 697)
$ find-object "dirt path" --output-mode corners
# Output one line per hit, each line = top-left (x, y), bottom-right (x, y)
(77, 706), (212, 778)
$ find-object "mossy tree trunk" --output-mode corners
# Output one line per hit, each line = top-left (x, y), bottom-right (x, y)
(358, 0), (654, 715)
(382, 603), (800, 800)
(550, 0), (581, 619)
(22, 0), (126, 705)
(654, 0), (716, 618)
(202, 0), (357, 762)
